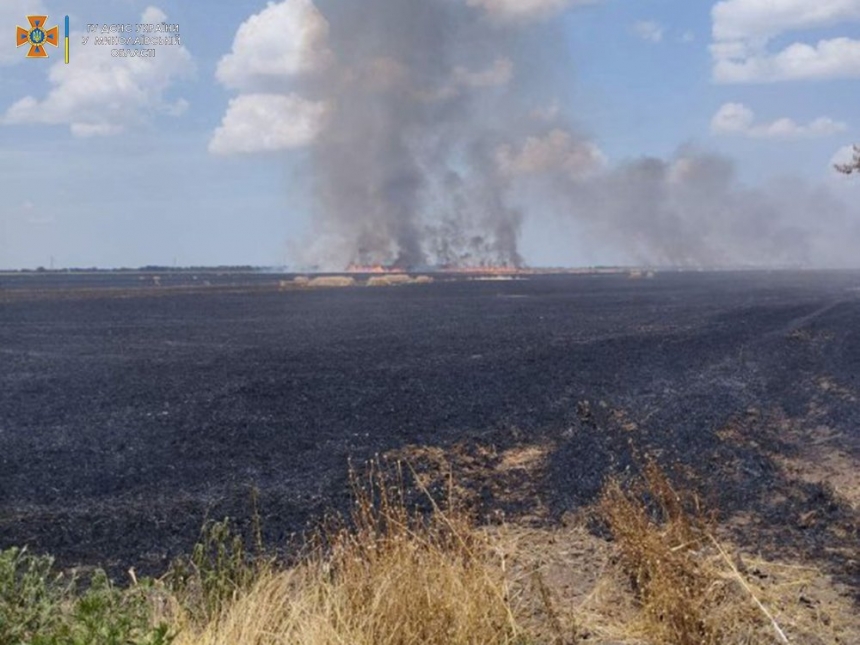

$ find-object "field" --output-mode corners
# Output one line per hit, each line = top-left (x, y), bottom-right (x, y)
(1, 270), (858, 608)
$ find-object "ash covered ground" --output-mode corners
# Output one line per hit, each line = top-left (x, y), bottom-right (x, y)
(1, 271), (859, 592)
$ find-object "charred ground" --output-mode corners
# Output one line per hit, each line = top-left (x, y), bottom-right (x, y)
(1, 271), (858, 594)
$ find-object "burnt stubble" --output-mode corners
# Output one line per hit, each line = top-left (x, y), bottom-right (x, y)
(1, 271), (858, 589)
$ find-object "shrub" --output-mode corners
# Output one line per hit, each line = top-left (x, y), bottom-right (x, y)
(0, 547), (173, 645)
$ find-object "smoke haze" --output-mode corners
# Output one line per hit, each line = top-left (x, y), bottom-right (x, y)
(231, 0), (859, 269)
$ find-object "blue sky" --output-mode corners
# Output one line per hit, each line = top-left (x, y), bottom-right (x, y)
(1, 0), (859, 269)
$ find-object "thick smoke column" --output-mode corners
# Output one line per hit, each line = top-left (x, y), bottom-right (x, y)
(293, 0), (559, 268)
(217, 0), (859, 269)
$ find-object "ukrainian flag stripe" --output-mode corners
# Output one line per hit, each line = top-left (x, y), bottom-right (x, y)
(64, 16), (69, 64)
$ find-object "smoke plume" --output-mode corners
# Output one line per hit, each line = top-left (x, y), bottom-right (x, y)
(219, 0), (859, 269)
(503, 141), (853, 267)
(292, 0), (558, 268)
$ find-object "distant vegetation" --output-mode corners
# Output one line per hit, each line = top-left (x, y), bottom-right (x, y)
(8, 266), (260, 274)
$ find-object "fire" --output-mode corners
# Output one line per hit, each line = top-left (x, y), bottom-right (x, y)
(345, 263), (531, 275)
(345, 264), (407, 274)
(438, 265), (529, 276)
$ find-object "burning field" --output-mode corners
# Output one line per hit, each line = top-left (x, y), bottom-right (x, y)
(1, 270), (859, 628)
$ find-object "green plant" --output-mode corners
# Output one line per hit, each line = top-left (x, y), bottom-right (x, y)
(0, 547), (67, 643)
(165, 515), (269, 626)
(0, 547), (173, 645)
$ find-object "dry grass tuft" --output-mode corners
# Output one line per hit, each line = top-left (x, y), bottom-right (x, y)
(174, 462), (520, 645)
(599, 458), (797, 645)
(366, 275), (435, 287)
(366, 274), (413, 287)
(306, 276), (356, 288)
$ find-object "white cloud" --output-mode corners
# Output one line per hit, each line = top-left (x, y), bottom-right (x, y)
(466, 0), (596, 23)
(710, 102), (755, 133)
(0, 0), (47, 66)
(712, 0), (860, 42)
(496, 129), (606, 178)
(2, 6), (193, 136)
(216, 0), (332, 91)
(141, 6), (167, 25)
(713, 37), (860, 82)
(710, 102), (847, 139)
(681, 31), (695, 44)
(209, 93), (330, 155)
(453, 58), (513, 87)
(711, 0), (860, 82)
(633, 21), (664, 44)
(212, 0), (333, 155)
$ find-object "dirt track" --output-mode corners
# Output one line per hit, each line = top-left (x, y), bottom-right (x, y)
(1, 271), (858, 592)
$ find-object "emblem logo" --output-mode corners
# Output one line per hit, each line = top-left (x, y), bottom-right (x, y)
(16, 15), (59, 58)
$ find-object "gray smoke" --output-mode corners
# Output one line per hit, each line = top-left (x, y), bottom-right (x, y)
(294, 0), (562, 268)
(289, 0), (858, 269)
(506, 140), (858, 267)
(522, 147), (838, 267)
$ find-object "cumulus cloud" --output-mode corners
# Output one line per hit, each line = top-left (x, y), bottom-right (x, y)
(711, 0), (860, 82)
(496, 129), (606, 178)
(216, 0), (332, 91)
(711, 102), (847, 139)
(2, 6), (193, 136)
(712, 0), (860, 42)
(209, 93), (330, 155)
(141, 6), (167, 25)
(212, 0), (335, 155)
(713, 37), (860, 83)
(633, 21), (664, 44)
(465, 0), (595, 23)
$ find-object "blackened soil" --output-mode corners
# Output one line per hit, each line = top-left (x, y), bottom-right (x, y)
(1, 271), (859, 589)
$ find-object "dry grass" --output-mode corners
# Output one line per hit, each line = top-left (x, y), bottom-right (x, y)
(367, 274), (414, 287)
(597, 458), (860, 645)
(173, 463), (520, 645)
(366, 275), (435, 287)
(307, 276), (357, 288)
(150, 457), (860, 645)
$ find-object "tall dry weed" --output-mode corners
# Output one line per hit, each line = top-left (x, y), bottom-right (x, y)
(599, 459), (788, 645)
(175, 461), (520, 645)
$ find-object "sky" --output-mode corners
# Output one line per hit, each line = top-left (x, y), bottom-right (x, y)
(1, 0), (859, 270)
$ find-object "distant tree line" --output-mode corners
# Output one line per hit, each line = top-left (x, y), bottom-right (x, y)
(12, 265), (260, 273)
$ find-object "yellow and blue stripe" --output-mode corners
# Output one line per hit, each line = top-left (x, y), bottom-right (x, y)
(64, 16), (69, 64)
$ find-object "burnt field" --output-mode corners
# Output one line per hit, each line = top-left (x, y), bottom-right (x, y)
(1, 271), (859, 590)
